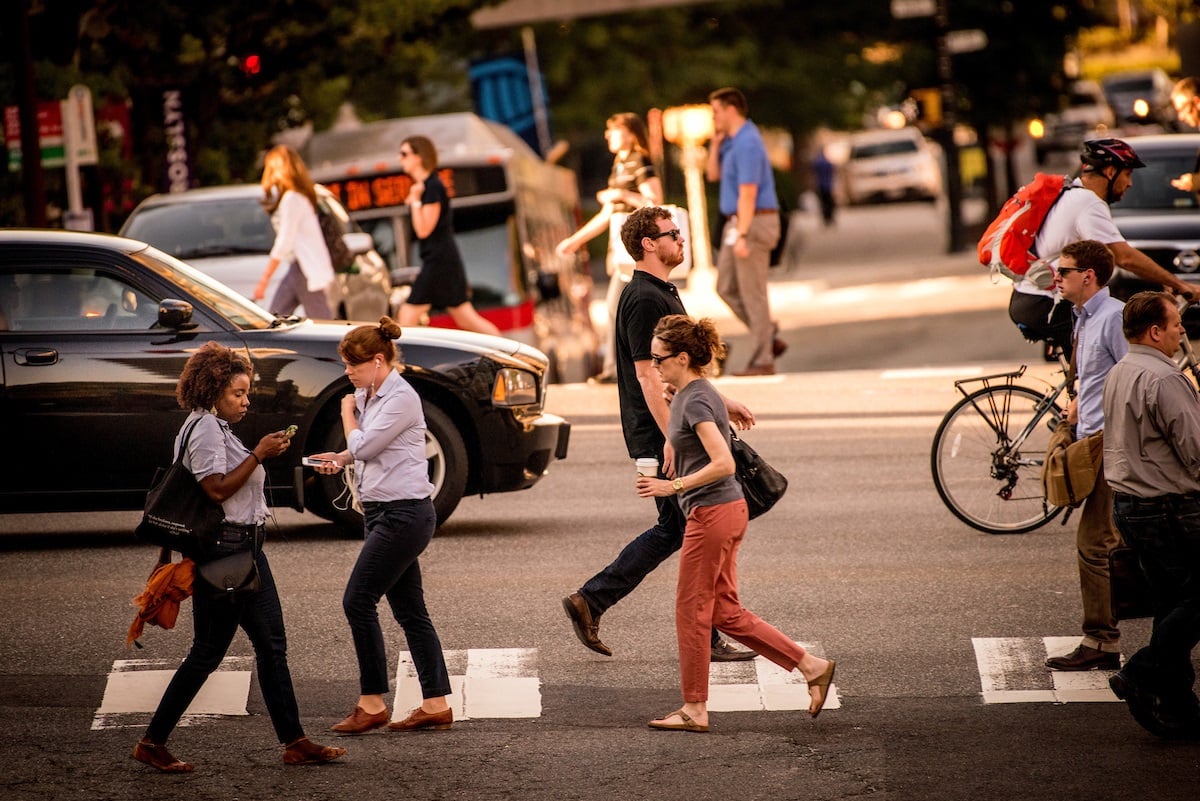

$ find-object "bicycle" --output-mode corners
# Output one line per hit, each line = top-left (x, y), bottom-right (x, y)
(931, 297), (1200, 535)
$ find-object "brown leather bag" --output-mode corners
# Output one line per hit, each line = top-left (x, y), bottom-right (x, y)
(1041, 421), (1104, 508)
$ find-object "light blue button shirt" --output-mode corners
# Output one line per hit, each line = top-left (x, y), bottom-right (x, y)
(178, 410), (267, 525)
(347, 369), (435, 503)
(1073, 287), (1127, 437)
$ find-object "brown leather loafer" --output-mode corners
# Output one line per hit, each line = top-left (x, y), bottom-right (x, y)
(711, 639), (758, 662)
(732, 363), (776, 377)
(330, 705), (389, 734)
(1045, 644), (1120, 671)
(562, 592), (612, 656)
(283, 736), (347, 765)
(132, 739), (194, 773)
(387, 706), (453, 732)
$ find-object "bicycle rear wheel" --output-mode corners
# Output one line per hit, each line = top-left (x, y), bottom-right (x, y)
(931, 384), (1064, 534)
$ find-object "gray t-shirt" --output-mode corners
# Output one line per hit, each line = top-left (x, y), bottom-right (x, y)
(668, 379), (742, 516)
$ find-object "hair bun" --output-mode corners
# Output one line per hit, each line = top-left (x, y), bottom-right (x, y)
(378, 316), (403, 340)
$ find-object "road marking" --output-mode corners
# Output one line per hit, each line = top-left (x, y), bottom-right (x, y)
(92, 656), (253, 730)
(393, 648), (542, 720)
(973, 637), (1122, 704)
(708, 642), (840, 713)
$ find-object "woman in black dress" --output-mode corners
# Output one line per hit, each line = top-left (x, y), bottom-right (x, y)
(396, 136), (500, 336)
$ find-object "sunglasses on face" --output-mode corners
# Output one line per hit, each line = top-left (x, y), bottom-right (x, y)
(649, 352), (677, 365)
(1056, 267), (1090, 276)
(647, 229), (682, 242)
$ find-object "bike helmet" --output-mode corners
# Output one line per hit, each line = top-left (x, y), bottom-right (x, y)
(1080, 138), (1146, 172)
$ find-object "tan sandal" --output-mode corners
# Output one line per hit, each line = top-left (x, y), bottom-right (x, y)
(648, 708), (709, 733)
(807, 659), (836, 718)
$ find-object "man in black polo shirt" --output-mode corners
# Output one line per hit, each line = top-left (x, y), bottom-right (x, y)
(562, 206), (757, 661)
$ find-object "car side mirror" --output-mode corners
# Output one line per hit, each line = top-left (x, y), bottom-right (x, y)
(158, 299), (196, 330)
(342, 232), (374, 256)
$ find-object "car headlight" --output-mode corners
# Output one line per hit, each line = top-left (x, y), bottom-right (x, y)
(492, 368), (539, 406)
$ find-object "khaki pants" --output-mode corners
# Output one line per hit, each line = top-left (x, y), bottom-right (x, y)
(716, 213), (781, 369)
(1077, 465), (1122, 650)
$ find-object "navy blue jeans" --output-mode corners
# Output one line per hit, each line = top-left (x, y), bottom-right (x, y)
(1113, 492), (1200, 717)
(344, 499), (450, 699)
(580, 490), (721, 648)
(145, 551), (304, 745)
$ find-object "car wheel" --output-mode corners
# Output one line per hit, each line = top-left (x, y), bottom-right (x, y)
(423, 403), (468, 526)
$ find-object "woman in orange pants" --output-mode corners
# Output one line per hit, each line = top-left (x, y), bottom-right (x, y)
(636, 314), (835, 733)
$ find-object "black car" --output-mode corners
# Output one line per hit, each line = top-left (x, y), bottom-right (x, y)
(0, 230), (570, 530)
(1105, 134), (1200, 321)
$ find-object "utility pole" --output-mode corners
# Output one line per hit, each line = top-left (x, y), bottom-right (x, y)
(935, 0), (965, 253)
(13, 0), (47, 227)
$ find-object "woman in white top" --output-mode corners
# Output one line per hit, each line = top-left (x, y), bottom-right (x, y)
(556, 113), (663, 383)
(254, 145), (336, 319)
(133, 342), (345, 772)
(309, 317), (453, 735)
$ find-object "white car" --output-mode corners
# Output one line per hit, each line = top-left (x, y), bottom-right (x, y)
(843, 127), (943, 205)
(120, 184), (391, 321)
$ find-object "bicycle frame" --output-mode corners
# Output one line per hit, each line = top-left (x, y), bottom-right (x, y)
(952, 364), (1069, 461)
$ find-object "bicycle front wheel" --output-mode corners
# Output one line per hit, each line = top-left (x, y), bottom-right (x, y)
(931, 384), (1064, 534)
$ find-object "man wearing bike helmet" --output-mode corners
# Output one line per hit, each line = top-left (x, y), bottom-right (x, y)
(1009, 138), (1195, 360)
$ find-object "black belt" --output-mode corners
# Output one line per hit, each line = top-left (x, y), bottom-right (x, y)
(221, 521), (266, 534)
(364, 498), (431, 508)
(1113, 491), (1200, 508)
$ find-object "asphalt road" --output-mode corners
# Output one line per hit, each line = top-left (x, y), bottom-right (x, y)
(3, 203), (1198, 800)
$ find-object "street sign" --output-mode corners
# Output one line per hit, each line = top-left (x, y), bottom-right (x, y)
(945, 28), (988, 54)
(64, 85), (99, 166)
(4, 102), (65, 171)
(891, 0), (936, 18)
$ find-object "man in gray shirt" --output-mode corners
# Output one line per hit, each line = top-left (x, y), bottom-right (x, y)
(1102, 291), (1200, 738)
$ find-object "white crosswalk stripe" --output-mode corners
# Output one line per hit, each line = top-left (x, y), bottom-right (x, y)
(709, 642), (840, 712)
(973, 636), (1123, 704)
(92, 656), (254, 730)
(393, 648), (542, 720)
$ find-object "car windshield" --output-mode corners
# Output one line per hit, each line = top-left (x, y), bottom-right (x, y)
(123, 198), (275, 260)
(850, 138), (919, 159)
(1112, 148), (1200, 213)
(132, 244), (279, 329)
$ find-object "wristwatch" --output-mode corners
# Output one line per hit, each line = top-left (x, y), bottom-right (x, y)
(672, 477), (685, 494)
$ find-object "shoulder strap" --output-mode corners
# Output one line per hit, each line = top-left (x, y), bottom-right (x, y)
(174, 417), (205, 464)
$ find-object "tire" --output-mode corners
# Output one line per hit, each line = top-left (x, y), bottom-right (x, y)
(931, 385), (1064, 534)
(422, 403), (468, 526)
(304, 401), (468, 532)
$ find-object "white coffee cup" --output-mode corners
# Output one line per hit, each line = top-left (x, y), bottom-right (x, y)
(635, 457), (659, 477)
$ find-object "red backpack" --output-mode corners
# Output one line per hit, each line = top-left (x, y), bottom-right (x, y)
(978, 173), (1071, 289)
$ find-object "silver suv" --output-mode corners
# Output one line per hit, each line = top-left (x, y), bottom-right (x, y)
(121, 184), (391, 321)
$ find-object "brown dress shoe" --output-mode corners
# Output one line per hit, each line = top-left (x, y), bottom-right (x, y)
(132, 739), (194, 773)
(283, 736), (347, 765)
(733, 363), (776, 377)
(330, 705), (389, 734)
(772, 337), (788, 358)
(1045, 644), (1120, 671)
(388, 706), (453, 731)
(562, 592), (613, 656)
(710, 639), (759, 662)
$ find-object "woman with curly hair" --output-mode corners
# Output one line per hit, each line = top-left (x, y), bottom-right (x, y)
(254, 144), (336, 319)
(133, 342), (345, 773)
(636, 315), (835, 733)
(308, 317), (453, 734)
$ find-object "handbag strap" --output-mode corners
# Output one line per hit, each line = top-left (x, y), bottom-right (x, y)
(174, 417), (205, 466)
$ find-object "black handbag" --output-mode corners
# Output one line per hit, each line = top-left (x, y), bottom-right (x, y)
(730, 433), (788, 519)
(196, 524), (261, 600)
(1110, 545), (1154, 621)
(135, 420), (225, 557)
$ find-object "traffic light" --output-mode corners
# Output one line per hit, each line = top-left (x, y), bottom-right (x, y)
(240, 54), (261, 76)
(910, 88), (942, 126)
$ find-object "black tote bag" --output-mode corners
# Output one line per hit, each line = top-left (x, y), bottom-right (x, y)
(135, 419), (224, 557)
(730, 433), (788, 519)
